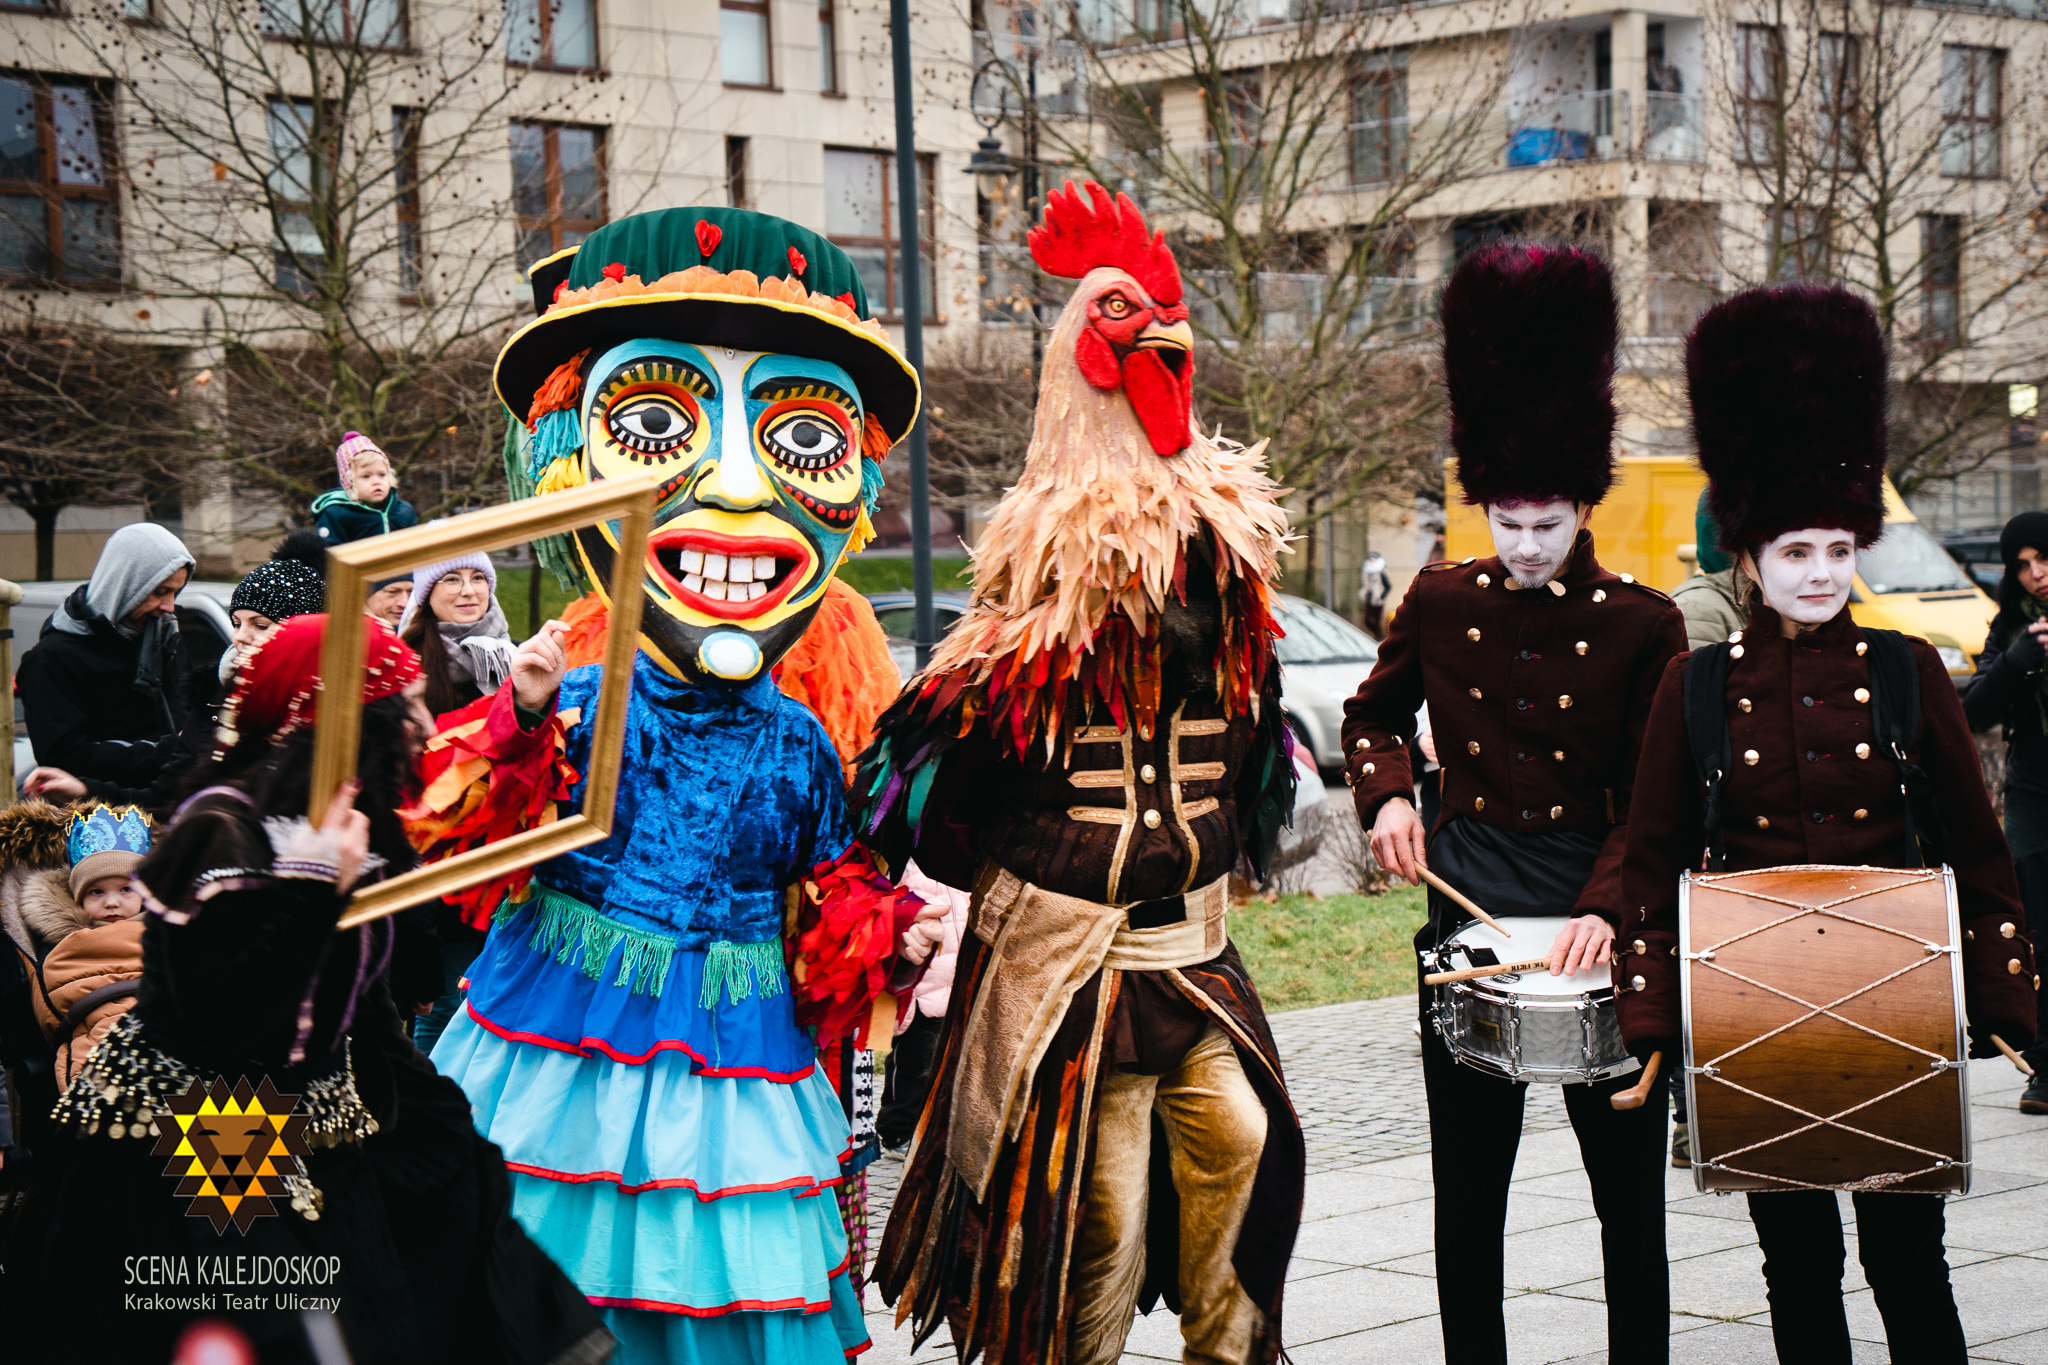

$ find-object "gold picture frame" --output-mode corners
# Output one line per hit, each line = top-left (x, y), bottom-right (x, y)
(310, 475), (658, 930)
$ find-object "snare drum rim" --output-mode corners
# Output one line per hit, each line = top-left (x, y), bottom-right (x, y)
(1680, 863), (1973, 1196)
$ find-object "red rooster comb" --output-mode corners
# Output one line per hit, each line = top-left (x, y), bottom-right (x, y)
(1029, 181), (1183, 306)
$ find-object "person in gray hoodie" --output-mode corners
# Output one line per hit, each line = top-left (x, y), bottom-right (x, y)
(16, 524), (194, 793)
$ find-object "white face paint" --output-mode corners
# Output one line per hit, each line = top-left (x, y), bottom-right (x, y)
(1753, 526), (1857, 627)
(1486, 499), (1580, 589)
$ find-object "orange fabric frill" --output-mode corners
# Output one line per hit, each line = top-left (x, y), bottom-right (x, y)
(402, 693), (580, 930)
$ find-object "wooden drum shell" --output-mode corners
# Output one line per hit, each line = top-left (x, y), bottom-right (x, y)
(1680, 865), (1971, 1195)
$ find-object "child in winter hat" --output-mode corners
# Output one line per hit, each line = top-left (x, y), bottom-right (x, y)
(311, 432), (420, 545)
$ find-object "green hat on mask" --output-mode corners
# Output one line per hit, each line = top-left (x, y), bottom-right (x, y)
(495, 206), (922, 443)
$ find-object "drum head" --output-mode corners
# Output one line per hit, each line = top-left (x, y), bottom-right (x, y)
(1437, 916), (1607, 997)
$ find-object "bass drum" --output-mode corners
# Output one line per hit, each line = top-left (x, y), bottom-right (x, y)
(1427, 915), (1639, 1085)
(1681, 864), (1970, 1195)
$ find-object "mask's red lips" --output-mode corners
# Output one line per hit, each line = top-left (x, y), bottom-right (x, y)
(648, 529), (812, 620)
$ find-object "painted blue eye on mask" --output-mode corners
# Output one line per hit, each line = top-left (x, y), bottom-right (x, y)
(569, 339), (869, 686)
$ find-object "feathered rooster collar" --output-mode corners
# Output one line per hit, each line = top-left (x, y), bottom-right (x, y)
(880, 184), (1293, 767)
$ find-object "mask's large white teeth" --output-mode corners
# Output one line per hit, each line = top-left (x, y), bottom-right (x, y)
(730, 557), (755, 582)
(703, 552), (728, 579)
(752, 555), (776, 580)
(683, 572), (705, 593)
(704, 580), (729, 601)
(678, 549), (705, 575)
(747, 581), (766, 599)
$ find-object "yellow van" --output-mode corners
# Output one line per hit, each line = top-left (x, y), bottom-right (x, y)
(1445, 455), (1994, 677)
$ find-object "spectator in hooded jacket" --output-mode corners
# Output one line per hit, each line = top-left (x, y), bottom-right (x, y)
(1963, 509), (2048, 1114)
(311, 431), (418, 545)
(16, 524), (194, 794)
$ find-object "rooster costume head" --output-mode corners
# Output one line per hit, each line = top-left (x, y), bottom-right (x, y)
(1030, 182), (1195, 457)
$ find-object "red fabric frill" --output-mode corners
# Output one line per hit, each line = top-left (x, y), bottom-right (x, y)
(787, 845), (927, 1050)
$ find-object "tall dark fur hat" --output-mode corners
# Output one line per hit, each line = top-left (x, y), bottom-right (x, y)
(1442, 243), (1618, 507)
(1688, 283), (1889, 551)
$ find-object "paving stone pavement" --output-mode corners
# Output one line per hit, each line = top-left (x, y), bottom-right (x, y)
(858, 994), (2048, 1364)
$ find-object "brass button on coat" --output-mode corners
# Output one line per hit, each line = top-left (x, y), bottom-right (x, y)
(1363, 763), (1375, 775)
(1854, 688), (1870, 704)
(1756, 816), (1771, 829)
(1744, 749), (1759, 766)
(1853, 809), (1868, 820)
(2003, 922), (2018, 938)
(1620, 573), (1635, 584)
(1550, 805), (1563, 819)
(1142, 809), (1162, 829)
(1592, 589), (1607, 602)
(1140, 764), (1157, 783)
(1729, 630), (1744, 643)
(1474, 797), (1486, 812)
(1730, 644), (1744, 659)
(1469, 688), (1483, 700)
(1738, 698), (1752, 713)
(1631, 975), (1646, 991)
(2011, 958), (2026, 975)
(1547, 580), (1565, 597)
(1575, 641), (1588, 655)
(1558, 695), (1573, 709)
(1467, 628), (1482, 642)
(1355, 737), (1370, 751)
(1467, 740), (1482, 755)
(1553, 750), (1565, 761)
(1856, 743), (1871, 759)
(1856, 641), (1868, 656)
(1477, 573), (1491, 587)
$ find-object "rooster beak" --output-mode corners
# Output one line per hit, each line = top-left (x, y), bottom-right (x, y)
(1135, 318), (1194, 355)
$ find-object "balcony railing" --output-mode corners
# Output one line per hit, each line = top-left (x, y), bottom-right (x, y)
(1643, 93), (1705, 163)
(1137, 88), (1717, 207)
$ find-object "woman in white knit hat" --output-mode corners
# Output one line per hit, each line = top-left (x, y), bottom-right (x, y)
(398, 551), (517, 716)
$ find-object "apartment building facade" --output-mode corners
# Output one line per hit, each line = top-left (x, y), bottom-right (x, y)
(0, 0), (986, 579)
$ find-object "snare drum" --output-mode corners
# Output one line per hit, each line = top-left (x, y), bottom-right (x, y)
(1682, 865), (1970, 1194)
(1427, 915), (1640, 1085)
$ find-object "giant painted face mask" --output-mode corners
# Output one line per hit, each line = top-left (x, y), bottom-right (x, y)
(569, 340), (872, 683)
(493, 206), (920, 689)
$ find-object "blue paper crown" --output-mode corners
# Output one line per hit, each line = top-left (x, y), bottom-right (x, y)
(66, 805), (153, 867)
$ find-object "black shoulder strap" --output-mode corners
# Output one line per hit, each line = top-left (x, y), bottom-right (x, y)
(1683, 642), (1734, 872)
(54, 979), (137, 1044)
(1864, 629), (1947, 868)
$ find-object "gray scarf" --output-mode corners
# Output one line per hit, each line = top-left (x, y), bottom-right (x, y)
(436, 600), (516, 696)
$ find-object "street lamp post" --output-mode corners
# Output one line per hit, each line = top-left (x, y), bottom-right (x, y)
(888, 0), (935, 671)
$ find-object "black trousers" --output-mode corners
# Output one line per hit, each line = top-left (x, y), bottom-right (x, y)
(1746, 1191), (1964, 1364)
(1420, 1007), (1670, 1364)
(2003, 789), (2048, 1073)
(877, 1011), (945, 1148)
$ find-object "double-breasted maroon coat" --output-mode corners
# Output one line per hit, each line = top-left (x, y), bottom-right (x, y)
(1616, 603), (2040, 1057)
(1340, 531), (1689, 922)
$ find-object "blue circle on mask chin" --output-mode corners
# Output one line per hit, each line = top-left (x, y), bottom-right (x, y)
(699, 630), (763, 681)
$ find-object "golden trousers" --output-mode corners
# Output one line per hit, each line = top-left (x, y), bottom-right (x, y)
(1069, 1023), (1268, 1365)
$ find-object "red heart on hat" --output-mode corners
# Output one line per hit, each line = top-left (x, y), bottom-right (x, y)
(697, 221), (723, 257)
(788, 246), (807, 278)
(602, 262), (626, 282)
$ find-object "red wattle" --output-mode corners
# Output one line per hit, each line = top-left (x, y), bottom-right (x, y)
(1122, 349), (1192, 455)
(1075, 327), (1122, 390)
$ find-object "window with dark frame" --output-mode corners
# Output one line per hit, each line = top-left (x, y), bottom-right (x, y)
(268, 98), (327, 293)
(818, 0), (839, 93)
(1734, 23), (1782, 167)
(1348, 50), (1407, 185)
(510, 121), (606, 269)
(506, 0), (597, 71)
(1923, 213), (1963, 346)
(0, 75), (119, 286)
(258, 0), (408, 49)
(394, 107), (423, 297)
(1817, 32), (1860, 170)
(1940, 46), (2002, 179)
(823, 147), (935, 320)
(726, 136), (749, 209)
(721, 0), (772, 87)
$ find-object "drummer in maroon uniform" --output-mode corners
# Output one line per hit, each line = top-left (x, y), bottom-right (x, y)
(1342, 244), (1688, 1365)
(1619, 283), (2040, 1365)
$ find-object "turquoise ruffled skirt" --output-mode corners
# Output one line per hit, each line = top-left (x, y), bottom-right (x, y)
(434, 1005), (869, 1362)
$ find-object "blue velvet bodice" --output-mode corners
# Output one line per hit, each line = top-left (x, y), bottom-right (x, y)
(540, 653), (851, 947)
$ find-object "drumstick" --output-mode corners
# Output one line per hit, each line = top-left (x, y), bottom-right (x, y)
(1416, 866), (1512, 939)
(1610, 1051), (1663, 1111)
(1423, 956), (1554, 986)
(1990, 1034), (2037, 1077)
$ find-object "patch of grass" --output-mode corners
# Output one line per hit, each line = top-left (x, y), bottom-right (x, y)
(1230, 886), (1427, 1012)
(833, 555), (975, 595)
(495, 566), (583, 641)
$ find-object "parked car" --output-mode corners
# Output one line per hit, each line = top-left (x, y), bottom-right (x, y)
(8, 579), (238, 786)
(1940, 530), (2006, 594)
(1271, 593), (1379, 775)
(865, 589), (972, 682)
